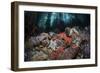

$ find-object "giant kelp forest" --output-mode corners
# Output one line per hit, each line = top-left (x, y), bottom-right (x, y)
(24, 11), (90, 61)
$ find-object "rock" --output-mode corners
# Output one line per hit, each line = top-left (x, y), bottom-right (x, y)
(63, 47), (80, 59)
(32, 51), (48, 61)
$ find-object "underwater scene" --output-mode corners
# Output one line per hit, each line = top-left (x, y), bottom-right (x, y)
(24, 11), (90, 61)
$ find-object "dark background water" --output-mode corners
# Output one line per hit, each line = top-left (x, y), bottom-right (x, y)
(24, 11), (90, 40)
